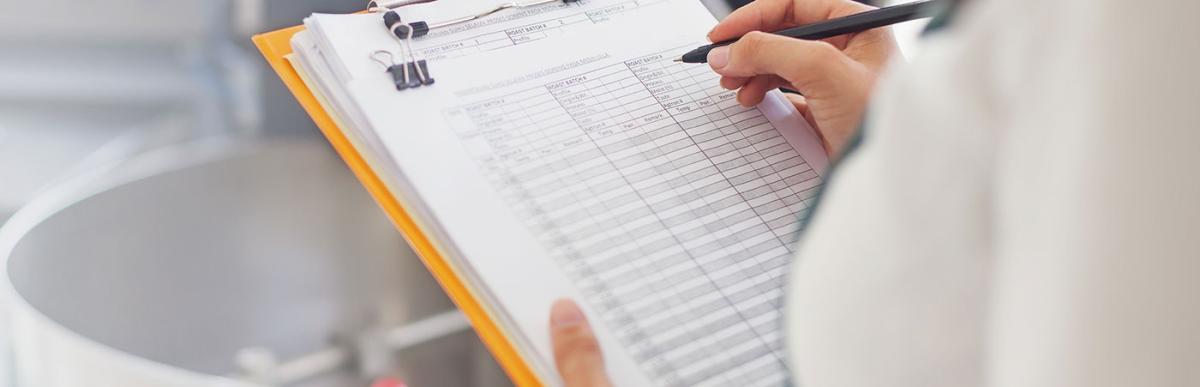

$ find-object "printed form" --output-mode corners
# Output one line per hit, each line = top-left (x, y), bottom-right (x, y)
(300, 0), (829, 385)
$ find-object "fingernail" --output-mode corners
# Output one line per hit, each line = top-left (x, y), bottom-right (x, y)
(550, 299), (586, 328)
(707, 46), (730, 70)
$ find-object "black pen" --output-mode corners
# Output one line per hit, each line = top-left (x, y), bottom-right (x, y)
(675, 0), (946, 63)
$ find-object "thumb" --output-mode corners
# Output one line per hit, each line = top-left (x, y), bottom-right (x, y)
(550, 299), (612, 387)
(708, 31), (865, 96)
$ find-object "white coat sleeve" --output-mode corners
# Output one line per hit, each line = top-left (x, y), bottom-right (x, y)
(988, 0), (1200, 385)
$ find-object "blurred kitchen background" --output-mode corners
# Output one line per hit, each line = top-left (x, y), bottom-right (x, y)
(0, 1), (923, 386)
(0, 0), (358, 222)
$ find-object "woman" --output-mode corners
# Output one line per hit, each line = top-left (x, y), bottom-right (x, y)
(547, 0), (1199, 385)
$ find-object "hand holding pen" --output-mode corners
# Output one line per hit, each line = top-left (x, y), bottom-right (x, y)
(689, 0), (938, 159)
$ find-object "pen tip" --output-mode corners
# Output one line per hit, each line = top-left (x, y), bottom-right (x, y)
(672, 57), (683, 62)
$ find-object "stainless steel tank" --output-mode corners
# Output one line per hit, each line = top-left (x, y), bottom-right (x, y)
(0, 139), (511, 386)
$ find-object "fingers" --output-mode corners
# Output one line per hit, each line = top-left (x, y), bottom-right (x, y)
(722, 74), (788, 107)
(707, 0), (795, 42)
(720, 76), (750, 90)
(709, 31), (864, 96)
(550, 300), (612, 387)
(737, 75), (784, 107)
(784, 93), (833, 154)
(784, 92), (810, 116)
(708, 0), (873, 42)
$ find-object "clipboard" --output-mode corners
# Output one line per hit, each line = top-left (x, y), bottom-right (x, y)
(253, 25), (543, 387)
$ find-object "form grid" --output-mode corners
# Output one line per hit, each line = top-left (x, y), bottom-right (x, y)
(444, 49), (822, 386)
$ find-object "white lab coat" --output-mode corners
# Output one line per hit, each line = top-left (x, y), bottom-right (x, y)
(785, 0), (1200, 386)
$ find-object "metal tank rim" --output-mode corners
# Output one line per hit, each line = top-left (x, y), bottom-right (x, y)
(0, 137), (289, 387)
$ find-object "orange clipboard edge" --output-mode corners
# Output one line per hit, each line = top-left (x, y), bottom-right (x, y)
(252, 26), (542, 387)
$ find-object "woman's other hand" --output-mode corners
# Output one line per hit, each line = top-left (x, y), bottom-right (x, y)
(707, 0), (899, 158)
(550, 299), (612, 387)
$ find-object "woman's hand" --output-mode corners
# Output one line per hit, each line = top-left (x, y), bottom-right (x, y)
(707, 0), (899, 158)
(550, 299), (612, 387)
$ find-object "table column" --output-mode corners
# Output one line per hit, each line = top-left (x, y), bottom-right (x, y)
(545, 64), (696, 384)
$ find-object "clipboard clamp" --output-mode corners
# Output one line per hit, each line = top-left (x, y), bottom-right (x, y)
(366, 0), (438, 11)
(367, 0), (578, 91)
(372, 0), (580, 37)
(426, 0), (577, 30)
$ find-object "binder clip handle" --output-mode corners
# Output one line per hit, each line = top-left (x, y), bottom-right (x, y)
(372, 50), (410, 91)
(416, 60), (434, 86)
(388, 21), (429, 40)
(404, 62), (423, 89)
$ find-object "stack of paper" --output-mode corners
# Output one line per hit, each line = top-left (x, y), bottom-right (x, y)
(284, 0), (829, 385)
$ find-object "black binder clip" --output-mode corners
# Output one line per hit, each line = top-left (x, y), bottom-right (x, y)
(376, 11), (433, 91)
(367, 0), (584, 90)
(372, 50), (428, 90)
(377, 0), (581, 34)
(384, 10), (430, 40)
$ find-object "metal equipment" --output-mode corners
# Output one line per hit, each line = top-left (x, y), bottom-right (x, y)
(0, 139), (511, 387)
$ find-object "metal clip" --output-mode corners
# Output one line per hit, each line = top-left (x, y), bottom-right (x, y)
(367, 0), (439, 12)
(382, 0), (580, 37)
(371, 50), (415, 91)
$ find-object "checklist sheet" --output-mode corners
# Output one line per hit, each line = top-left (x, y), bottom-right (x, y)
(291, 0), (829, 385)
(441, 47), (822, 385)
